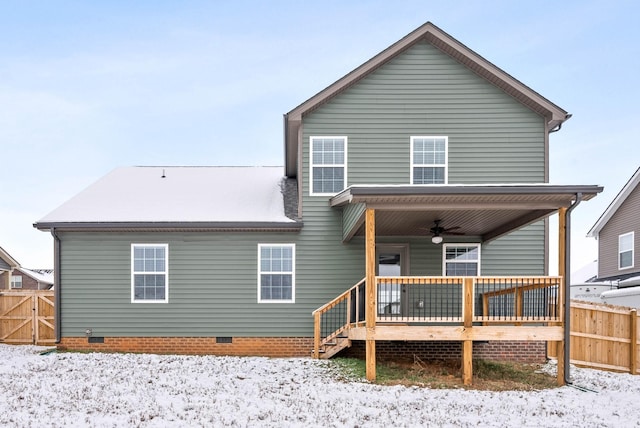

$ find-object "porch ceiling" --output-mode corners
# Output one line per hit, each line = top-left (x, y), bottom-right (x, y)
(330, 184), (603, 242)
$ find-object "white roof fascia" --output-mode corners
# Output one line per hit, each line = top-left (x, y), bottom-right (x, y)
(587, 166), (640, 238)
(0, 246), (20, 269)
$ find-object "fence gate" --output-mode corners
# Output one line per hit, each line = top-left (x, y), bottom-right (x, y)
(549, 301), (639, 375)
(0, 291), (55, 345)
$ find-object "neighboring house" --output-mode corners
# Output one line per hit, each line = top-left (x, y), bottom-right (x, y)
(0, 246), (53, 290)
(0, 246), (20, 289)
(10, 267), (54, 290)
(35, 22), (601, 384)
(587, 166), (640, 286)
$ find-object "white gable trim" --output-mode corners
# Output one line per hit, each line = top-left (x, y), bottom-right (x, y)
(587, 167), (640, 238)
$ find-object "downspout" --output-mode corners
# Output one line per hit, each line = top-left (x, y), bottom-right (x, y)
(564, 192), (582, 384)
(549, 123), (562, 133)
(550, 114), (572, 134)
(51, 228), (62, 343)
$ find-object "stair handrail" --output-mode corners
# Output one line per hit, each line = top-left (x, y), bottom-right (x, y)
(312, 277), (365, 358)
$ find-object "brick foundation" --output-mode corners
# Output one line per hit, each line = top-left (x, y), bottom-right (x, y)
(342, 340), (547, 364)
(472, 341), (547, 363)
(58, 337), (547, 363)
(58, 337), (314, 357)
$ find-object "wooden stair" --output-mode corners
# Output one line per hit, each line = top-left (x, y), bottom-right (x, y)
(312, 278), (365, 360)
(316, 336), (351, 359)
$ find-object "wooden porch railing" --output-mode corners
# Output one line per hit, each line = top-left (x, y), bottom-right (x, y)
(376, 276), (562, 324)
(312, 278), (365, 359)
(478, 277), (562, 324)
(312, 276), (562, 358)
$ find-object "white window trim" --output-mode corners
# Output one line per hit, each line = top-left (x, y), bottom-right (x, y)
(131, 243), (169, 304)
(619, 232), (634, 270)
(10, 275), (23, 289)
(309, 136), (347, 196)
(257, 243), (296, 303)
(442, 243), (481, 276)
(410, 136), (448, 185)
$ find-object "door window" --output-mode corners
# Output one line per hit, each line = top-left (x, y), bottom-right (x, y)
(378, 252), (402, 315)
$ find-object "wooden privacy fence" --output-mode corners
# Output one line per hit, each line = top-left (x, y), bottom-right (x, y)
(0, 290), (55, 345)
(549, 301), (639, 375)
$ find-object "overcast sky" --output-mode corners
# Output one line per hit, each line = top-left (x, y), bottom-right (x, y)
(1, 1), (638, 275)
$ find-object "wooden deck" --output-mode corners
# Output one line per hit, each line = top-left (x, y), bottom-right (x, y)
(313, 275), (564, 384)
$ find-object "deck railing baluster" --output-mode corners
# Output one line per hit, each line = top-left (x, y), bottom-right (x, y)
(312, 275), (563, 358)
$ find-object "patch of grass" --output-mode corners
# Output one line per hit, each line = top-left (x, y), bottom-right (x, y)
(472, 359), (557, 391)
(331, 357), (366, 381)
(331, 356), (558, 391)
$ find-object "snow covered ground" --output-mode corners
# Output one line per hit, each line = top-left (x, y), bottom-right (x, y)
(1, 345), (639, 427)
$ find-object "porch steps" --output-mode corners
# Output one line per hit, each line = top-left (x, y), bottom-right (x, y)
(315, 336), (351, 359)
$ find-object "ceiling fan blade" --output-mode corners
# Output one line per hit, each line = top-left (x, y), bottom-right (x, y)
(426, 220), (464, 236)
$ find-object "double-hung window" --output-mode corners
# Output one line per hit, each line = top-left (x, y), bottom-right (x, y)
(10, 275), (22, 289)
(310, 136), (347, 195)
(619, 232), (634, 270)
(258, 244), (295, 303)
(411, 136), (448, 184)
(443, 244), (480, 276)
(131, 244), (168, 303)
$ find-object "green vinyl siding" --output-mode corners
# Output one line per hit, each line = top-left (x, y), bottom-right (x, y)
(60, 232), (296, 337)
(57, 224), (544, 339)
(58, 39), (548, 340)
(300, 40), (546, 288)
(58, 229), (366, 338)
(481, 223), (546, 275)
(303, 41), (545, 187)
(342, 203), (366, 241)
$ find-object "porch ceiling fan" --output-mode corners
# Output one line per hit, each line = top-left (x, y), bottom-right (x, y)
(428, 219), (464, 244)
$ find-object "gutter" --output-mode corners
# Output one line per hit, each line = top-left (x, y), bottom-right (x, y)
(34, 221), (304, 231)
(51, 228), (62, 344)
(564, 192), (583, 385)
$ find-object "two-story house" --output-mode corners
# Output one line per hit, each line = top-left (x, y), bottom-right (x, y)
(587, 167), (640, 286)
(586, 167), (640, 308)
(35, 22), (601, 384)
(9, 268), (54, 291)
(0, 245), (20, 289)
(0, 246), (53, 290)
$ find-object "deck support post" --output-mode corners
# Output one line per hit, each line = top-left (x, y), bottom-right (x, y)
(556, 207), (567, 386)
(462, 277), (474, 385)
(630, 309), (637, 375)
(462, 341), (473, 385)
(313, 311), (321, 359)
(365, 208), (377, 381)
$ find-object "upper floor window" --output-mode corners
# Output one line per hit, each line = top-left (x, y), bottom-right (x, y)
(443, 244), (480, 276)
(131, 244), (168, 303)
(258, 244), (295, 303)
(310, 136), (347, 195)
(10, 275), (22, 289)
(619, 232), (634, 270)
(411, 136), (448, 184)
